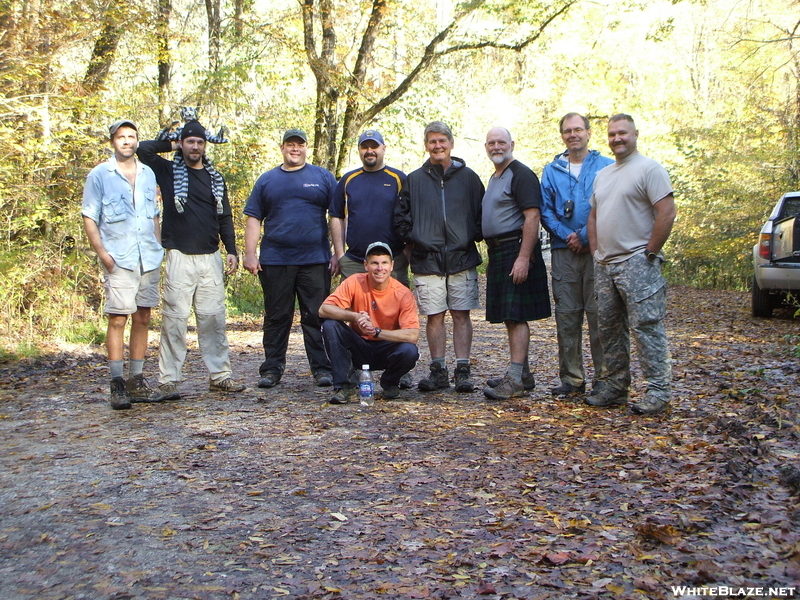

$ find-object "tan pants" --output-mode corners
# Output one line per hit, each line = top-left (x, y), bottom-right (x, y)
(158, 249), (232, 384)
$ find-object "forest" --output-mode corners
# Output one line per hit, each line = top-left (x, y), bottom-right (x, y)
(1, 0), (799, 352)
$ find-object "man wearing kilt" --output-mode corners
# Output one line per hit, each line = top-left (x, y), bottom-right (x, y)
(481, 127), (552, 400)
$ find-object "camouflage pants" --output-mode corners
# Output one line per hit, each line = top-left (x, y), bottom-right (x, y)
(594, 253), (671, 398)
(551, 249), (606, 387)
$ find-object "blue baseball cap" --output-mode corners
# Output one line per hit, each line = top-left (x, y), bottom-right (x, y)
(358, 129), (385, 146)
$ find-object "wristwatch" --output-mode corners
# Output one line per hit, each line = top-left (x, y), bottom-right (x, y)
(373, 328), (381, 339)
(645, 250), (658, 263)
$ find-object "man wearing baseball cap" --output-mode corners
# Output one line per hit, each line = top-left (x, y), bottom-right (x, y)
(243, 128), (337, 390)
(82, 119), (163, 409)
(329, 129), (409, 287)
(137, 117), (245, 400)
(319, 242), (419, 404)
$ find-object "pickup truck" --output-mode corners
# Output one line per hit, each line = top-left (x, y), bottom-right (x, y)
(752, 192), (800, 317)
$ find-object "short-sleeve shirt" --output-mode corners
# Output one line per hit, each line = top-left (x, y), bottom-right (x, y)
(330, 166), (406, 261)
(591, 152), (673, 264)
(81, 156), (164, 272)
(244, 163), (336, 265)
(481, 160), (542, 238)
(323, 273), (419, 340)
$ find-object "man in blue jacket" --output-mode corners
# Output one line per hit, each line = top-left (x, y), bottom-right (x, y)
(540, 113), (613, 397)
(394, 121), (484, 393)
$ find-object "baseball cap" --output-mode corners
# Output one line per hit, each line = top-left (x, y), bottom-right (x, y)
(358, 129), (385, 146)
(283, 128), (308, 143)
(365, 241), (393, 257)
(109, 119), (138, 136)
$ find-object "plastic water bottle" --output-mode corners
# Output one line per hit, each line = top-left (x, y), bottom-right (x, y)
(359, 364), (374, 406)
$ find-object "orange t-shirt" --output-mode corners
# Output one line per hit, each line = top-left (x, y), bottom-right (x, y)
(323, 273), (420, 340)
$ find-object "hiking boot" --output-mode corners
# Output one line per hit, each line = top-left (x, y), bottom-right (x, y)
(584, 387), (628, 407)
(454, 364), (475, 393)
(126, 374), (160, 402)
(483, 375), (524, 400)
(590, 380), (609, 396)
(209, 377), (246, 393)
(631, 393), (670, 415)
(487, 372), (536, 391)
(418, 363), (450, 392)
(381, 385), (400, 400)
(329, 386), (357, 405)
(258, 373), (280, 388)
(399, 372), (413, 389)
(109, 377), (131, 410)
(550, 381), (586, 396)
(313, 371), (333, 387)
(150, 382), (180, 401)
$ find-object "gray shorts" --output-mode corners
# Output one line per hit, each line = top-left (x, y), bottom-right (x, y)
(103, 264), (160, 315)
(414, 268), (480, 315)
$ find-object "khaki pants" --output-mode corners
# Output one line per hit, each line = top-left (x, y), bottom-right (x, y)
(159, 249), (232, 384)
(551, 248), (605, 387)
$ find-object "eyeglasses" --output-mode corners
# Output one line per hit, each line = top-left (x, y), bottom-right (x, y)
(562, 127), (586, 135)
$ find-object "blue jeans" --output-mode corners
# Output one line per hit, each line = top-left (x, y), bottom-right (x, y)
(320, 319), (418, 388)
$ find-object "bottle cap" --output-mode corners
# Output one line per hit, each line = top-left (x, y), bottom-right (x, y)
(362, 364), (370, 370)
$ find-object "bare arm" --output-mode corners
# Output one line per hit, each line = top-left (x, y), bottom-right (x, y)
(329, 216), (345, 276)
(587, 206), (598, 257)
(318, 304), (420, 344)
(83, 216), (115, 271)
(153, 216), (161, 245)
(509, 207), (540, 285)
(647, 193), (677, 255)
(243, 216), (262, 275)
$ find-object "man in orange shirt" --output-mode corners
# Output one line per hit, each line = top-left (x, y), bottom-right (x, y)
(319, 242), (420, 404)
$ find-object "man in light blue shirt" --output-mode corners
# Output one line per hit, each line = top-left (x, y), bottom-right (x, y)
(82, 119), (164, 409)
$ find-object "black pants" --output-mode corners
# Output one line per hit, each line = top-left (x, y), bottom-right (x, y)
(258, 264), (331, 377)
(320, 319), (418, 388)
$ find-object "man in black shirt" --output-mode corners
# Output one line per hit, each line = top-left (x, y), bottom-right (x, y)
(138, 120), (245, 400)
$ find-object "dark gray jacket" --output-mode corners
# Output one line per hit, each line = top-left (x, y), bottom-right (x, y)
(394, 157), (484, 276)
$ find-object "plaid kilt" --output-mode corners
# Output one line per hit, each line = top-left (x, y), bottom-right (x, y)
(485, 239), (551, 323)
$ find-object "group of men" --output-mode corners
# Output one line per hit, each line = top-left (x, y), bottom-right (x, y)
(83, 111), (675, 416)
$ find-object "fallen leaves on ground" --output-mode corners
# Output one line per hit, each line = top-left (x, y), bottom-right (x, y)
(0, 286), (798, 599)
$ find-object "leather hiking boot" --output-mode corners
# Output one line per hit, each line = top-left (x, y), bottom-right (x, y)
(418, 363), (450, 392)
(398, 372), (413, 389)
(483, 375), (524, 400)
(126, 374), (161, 403)
(330, 386), (357, 405)
(584, 387), (628, 407)
(453, 364), (474, 393)
(631, 393), (670, 415)
(258, 373), (280, 388)
(589, 380), (609, 396)
(487, 372), (535, 391)
(381, 385), (400, 400)
(109, 377), (131, 410)
(209, 377), (246, 393)
(550, 381), (586, 396)
(149, 382), (180, 401)
(313, 371), (333, 387)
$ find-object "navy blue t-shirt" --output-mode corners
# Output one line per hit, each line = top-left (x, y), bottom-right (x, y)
(244, 163), (336, 265)
(330, 166), (406, 261)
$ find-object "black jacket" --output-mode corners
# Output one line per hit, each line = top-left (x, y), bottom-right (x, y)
(394, 157), (484, 276)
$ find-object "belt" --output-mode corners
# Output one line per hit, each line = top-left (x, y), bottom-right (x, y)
(485, 232), (521, 249)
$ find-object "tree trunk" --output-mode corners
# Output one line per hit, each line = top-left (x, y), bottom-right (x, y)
(156, 0), (173, 125)
(205, 0), (221, 72)
(83, 18), (123, 93)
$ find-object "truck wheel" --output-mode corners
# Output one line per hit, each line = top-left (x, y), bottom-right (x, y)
(751, 276), (774, 318)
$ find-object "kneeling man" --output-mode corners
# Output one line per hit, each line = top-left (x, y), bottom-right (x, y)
(319, 242), (420, 404)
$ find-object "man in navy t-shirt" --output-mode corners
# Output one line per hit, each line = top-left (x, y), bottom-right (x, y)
(329, 129), (409, 287)
(243, 129), (337, 389)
